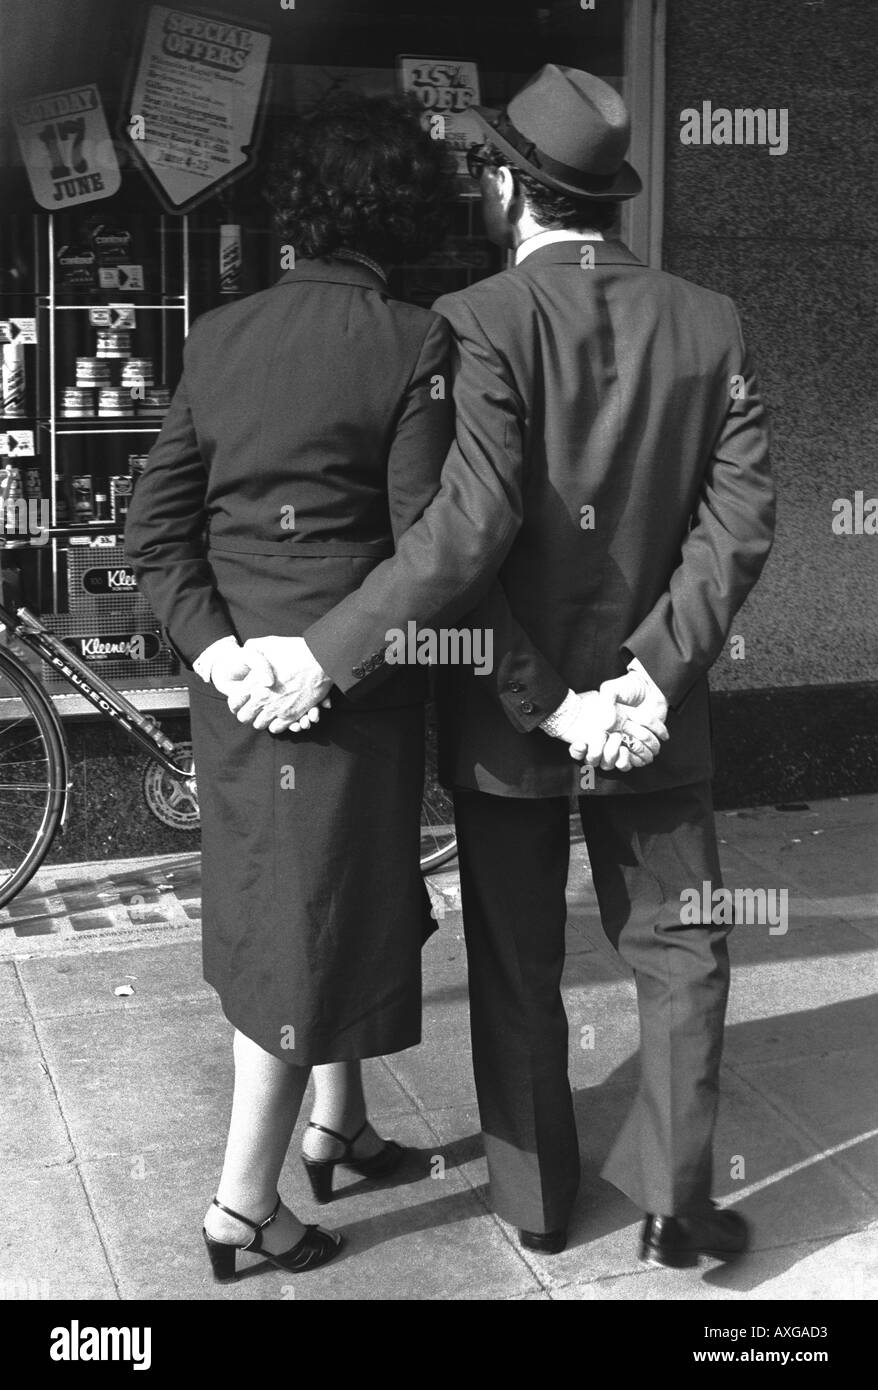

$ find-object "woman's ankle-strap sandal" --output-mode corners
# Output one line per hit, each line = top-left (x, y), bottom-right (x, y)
(202, 1193), (343, 1282)
(301, 1120), (405, 1203)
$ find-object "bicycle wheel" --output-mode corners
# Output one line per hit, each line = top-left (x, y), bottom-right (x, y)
(0, 648), (67, 912)
(421, 714), (457, 873)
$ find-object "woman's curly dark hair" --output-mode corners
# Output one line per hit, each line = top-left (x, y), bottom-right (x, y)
(266, 93), (456, 263)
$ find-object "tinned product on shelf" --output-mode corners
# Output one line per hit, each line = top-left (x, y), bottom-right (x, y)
(98, 387), (136, 417)
(0, 463), (23, 502)
(23, 467), (42, 500)
(2, 341), (26, 416)
(60, 387), (95, 417)
(56, 243), (97, 289)
(137, 386), (170, 416)
(89, 223), (134, 267)
(96, 330), (132, 359)
(219, 224), (243, 294)
(128, 454), (150, 486)
(0, 465), (26, 549)
(110, 475), (133, 522)
(75, 356), (112, 387)
(53, 475), (71, 526)
(72, 475), (95, 521)
(121, 357), (154, 388)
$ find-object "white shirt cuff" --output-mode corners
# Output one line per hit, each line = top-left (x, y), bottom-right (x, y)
(539, 689), (579, 738)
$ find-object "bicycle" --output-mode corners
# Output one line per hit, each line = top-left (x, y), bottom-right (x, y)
(0, 601), (457, 911)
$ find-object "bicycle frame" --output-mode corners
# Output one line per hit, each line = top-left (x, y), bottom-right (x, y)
(0, 602), (192, 779)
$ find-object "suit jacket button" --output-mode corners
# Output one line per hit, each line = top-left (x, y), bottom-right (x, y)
(508, 681), (523, 692)
(353, 664), (365, 679)
(520, 699), (535, 715)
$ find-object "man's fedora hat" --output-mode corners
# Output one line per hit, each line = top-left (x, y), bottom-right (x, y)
(470, 64), (641, 201)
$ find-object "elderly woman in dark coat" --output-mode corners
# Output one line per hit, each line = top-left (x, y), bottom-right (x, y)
(126, 95), (455, 1279)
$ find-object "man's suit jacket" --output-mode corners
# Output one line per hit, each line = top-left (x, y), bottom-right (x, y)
(304, 239), (776, 796)
(124, 257), (458, 713)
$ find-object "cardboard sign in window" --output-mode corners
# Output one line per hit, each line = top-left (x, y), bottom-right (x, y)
(124, 5), (271, 213)
(14, 85), (122, 210)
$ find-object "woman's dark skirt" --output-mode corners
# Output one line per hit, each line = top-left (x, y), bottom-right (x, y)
(189, 679), (434, 1066)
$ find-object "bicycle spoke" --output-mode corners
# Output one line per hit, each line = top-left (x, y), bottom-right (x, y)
(0, 828), (45, 859)
(0, 729), (53, 759)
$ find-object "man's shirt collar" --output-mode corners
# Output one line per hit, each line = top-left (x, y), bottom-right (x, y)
(514, 229), (604, 266)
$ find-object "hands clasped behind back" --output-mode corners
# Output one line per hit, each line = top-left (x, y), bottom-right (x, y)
(210, 636), (333, 734)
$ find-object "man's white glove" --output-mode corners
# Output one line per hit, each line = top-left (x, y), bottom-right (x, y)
(193, 635), (275, 699)
(599, 659), (669, 735)
(227, 636), (332, 732)
(541, 681), (668, 771)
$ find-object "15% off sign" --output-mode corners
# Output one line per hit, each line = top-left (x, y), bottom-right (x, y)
(398, 56), (483, 184)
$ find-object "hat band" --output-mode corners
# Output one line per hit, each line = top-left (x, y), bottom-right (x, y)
(490, 111), (619, 195)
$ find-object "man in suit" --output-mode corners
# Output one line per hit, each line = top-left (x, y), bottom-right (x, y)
(222, 66), (776, 1265)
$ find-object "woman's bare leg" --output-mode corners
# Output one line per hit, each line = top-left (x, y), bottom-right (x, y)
(304, 1061), (385, 1160)
(204, 1028), (317, 1251)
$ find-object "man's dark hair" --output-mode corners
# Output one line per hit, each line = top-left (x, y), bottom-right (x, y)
(480, 141), (619, 235)
(267, 94), (456, 262)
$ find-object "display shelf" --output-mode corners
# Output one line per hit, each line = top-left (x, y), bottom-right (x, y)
(43, 210), (189, 619)
(0, 679), (188, 722)
(50, 302), (186, 311)
(0, 210), (191, 708)
(54, 424), (164, 434)
(47, 524), (128, 536)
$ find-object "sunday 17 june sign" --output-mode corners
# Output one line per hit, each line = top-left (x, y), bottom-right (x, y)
(14, 85), (122, 210)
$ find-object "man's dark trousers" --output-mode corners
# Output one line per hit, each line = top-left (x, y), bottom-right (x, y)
(453, 780), (731, 1233)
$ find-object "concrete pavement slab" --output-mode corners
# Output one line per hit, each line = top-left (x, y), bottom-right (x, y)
(35, 999), (232, 1161)
(551, 1223), (878, 1299)
(0, 1165), (117, 1300)
(423, 1056), (877, 1294)
(1, 793), (874, 1301)
(0, 1018), (73, 1171)
(715, 797), (877, 851)
(729, 1047), (878, 1200)
(396, 922), (639, 1111)
(727, 916), (873, 966)
(0, 961), (26, 1020)
(81, 1113), (542, 1301)
(771, 823), (878, 898)
(424, 1099), (651, 1287)
(565, 978), (641, 1088)
(383, 997), (478, 1111)
(724, 965), (876, 1062)
(16, 940), (210, 1019)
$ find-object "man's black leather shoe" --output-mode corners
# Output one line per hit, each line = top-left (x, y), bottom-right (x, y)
(519, 1228), (567, 1255)
(640, 1204), (749, 1267)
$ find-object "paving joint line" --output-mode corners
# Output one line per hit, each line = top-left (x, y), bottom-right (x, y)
(723, 1056), (878, 1203)
(16, 965), (123, 1299)
(377, 1055), (555, 1290)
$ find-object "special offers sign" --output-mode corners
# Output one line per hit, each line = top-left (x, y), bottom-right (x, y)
(125, 5), (271, 212)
